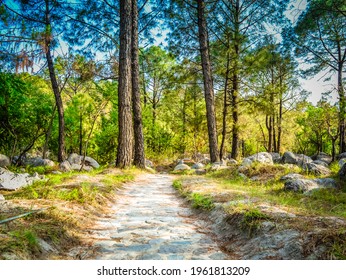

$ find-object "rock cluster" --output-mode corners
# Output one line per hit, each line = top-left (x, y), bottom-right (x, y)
(59, 153), (100, 172)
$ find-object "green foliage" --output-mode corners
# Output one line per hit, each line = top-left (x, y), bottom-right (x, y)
(240, 207), (270, 237)
(0, 72), (54, 156)
(188, 193), (215, 211)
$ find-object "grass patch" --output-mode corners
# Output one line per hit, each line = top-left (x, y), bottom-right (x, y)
(0, 167), (136, 259)
(173, 179), (215, 210)
(205, 164), (346, 218)
(188, 193), (215, 210)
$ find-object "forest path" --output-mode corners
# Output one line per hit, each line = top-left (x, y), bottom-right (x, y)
(91, 173), (229, 260)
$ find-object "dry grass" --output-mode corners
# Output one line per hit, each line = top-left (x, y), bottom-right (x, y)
(0, 167), (136, 260)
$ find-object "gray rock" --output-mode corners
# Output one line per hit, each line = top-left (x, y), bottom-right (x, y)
(338, 159), (346, 168)
(296, 154), (313, 167)
(315, 153), (332, 164)
(68, 153), (82, 165)
(270, 153), (282, 163)
(83, 156), (100, 169)
(59, 160), (72, 172)
(241, 152), (273, 166)
(0, 167), (41, 191)
(282, 151), (298, 164)
(228, 158), (238, 165)
(42, 159), (55, 167)
(280, 173), (305, 181)
(25, 157), (55, 167)
(311, 160), (329, 168)
(51, 171), (62, 175)
(37, 238), (57, 253)
(313, 178), (337, 189)
(195, 169), (206, 175)
(211, 161), (229, 170)
(0, 194), (5, 201)
(338, 163), (346, 179)
(71, 163), (93, 172)
(282, 152), (312, 166)
(0, 154), (10, 167)
(337, 152), (346, 160)
(145, 159), (154, 168)
(284, 179), (319, 192)
(191, 163), (205, 170)
(174, 164), (191, 171)
(284, 178), (337, 193)
(305, 162), (331, 176)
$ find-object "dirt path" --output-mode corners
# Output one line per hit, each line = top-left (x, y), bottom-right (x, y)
(90, 173), (229, 260)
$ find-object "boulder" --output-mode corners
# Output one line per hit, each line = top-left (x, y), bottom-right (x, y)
(311, 160), (329, 168)
(338, 159), (346, 168)
(211, 161), (229, 170)
(305, 162), (331, 176)
(0, 167), (41, 191)
(174, 164), (191, 171)
(241, 152), (273, 166)
(313, 178), (338, 189)
(67, 153), (82, 165)
(67, 154), (99, 169)
(228, 158), (238, 165)
(337, 152), (346, 160)
(42, 159), (55, 167)
(0, 194), (5, 201)
(83, 156), (100, 169)
(145, 159), (154, 168)
(282, 152), (312, 166)
(270, 153), (281, 163)
(0, 154), (10, 167)
(315, 153), (332, 164)
(338, 163), (346, 179)
(59, 160), (72, 172)
(284, 178), (337, 193)
(191, 163), (205, 170)
(282, 151), (298, 164)
(24, 157), (55, 167)
(280, 173), (305, 181)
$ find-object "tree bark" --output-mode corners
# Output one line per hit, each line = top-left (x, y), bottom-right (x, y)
(338, 63), (346, 153)
(231, 0), (240, 160)
(44, 0), (65, 162)
(116, 0), (133, 168)
(131, 0), (145, 168)
(220, 51), (230, 160)
(196, 0), (219, 163)
(231, 70), (239, 159)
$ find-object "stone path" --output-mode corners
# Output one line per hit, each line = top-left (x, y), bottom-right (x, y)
(92, 173), (229, 260)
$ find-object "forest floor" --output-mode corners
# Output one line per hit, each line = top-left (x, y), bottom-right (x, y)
(1, 165), (346, 259)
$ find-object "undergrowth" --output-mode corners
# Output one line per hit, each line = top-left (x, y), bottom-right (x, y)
(0, 167), (135, 259)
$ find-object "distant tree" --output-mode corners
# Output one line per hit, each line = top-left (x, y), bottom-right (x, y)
(292, 0), (346, 152)
(0, 0), (70, 161)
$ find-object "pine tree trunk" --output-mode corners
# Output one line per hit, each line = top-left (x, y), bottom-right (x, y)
(277, 96), (283, 154)
(196, 0), (219, 163)
(116, 0), (133, 168)
(231, 0), (240, 160)
(220, 51), (230, 160)
(231, 70), (239, 159)
(338, 63), (346, 153)
(44, 0), (65, 162)
(131, 0), (145, 168)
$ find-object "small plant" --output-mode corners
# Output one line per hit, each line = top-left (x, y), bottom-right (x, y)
(240, 208), (269, 237)
(172, 180), (183, 191)
(189, 193), (215, 210)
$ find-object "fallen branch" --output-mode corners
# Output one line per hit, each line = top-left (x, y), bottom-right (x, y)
(0, 207), (52, 225)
